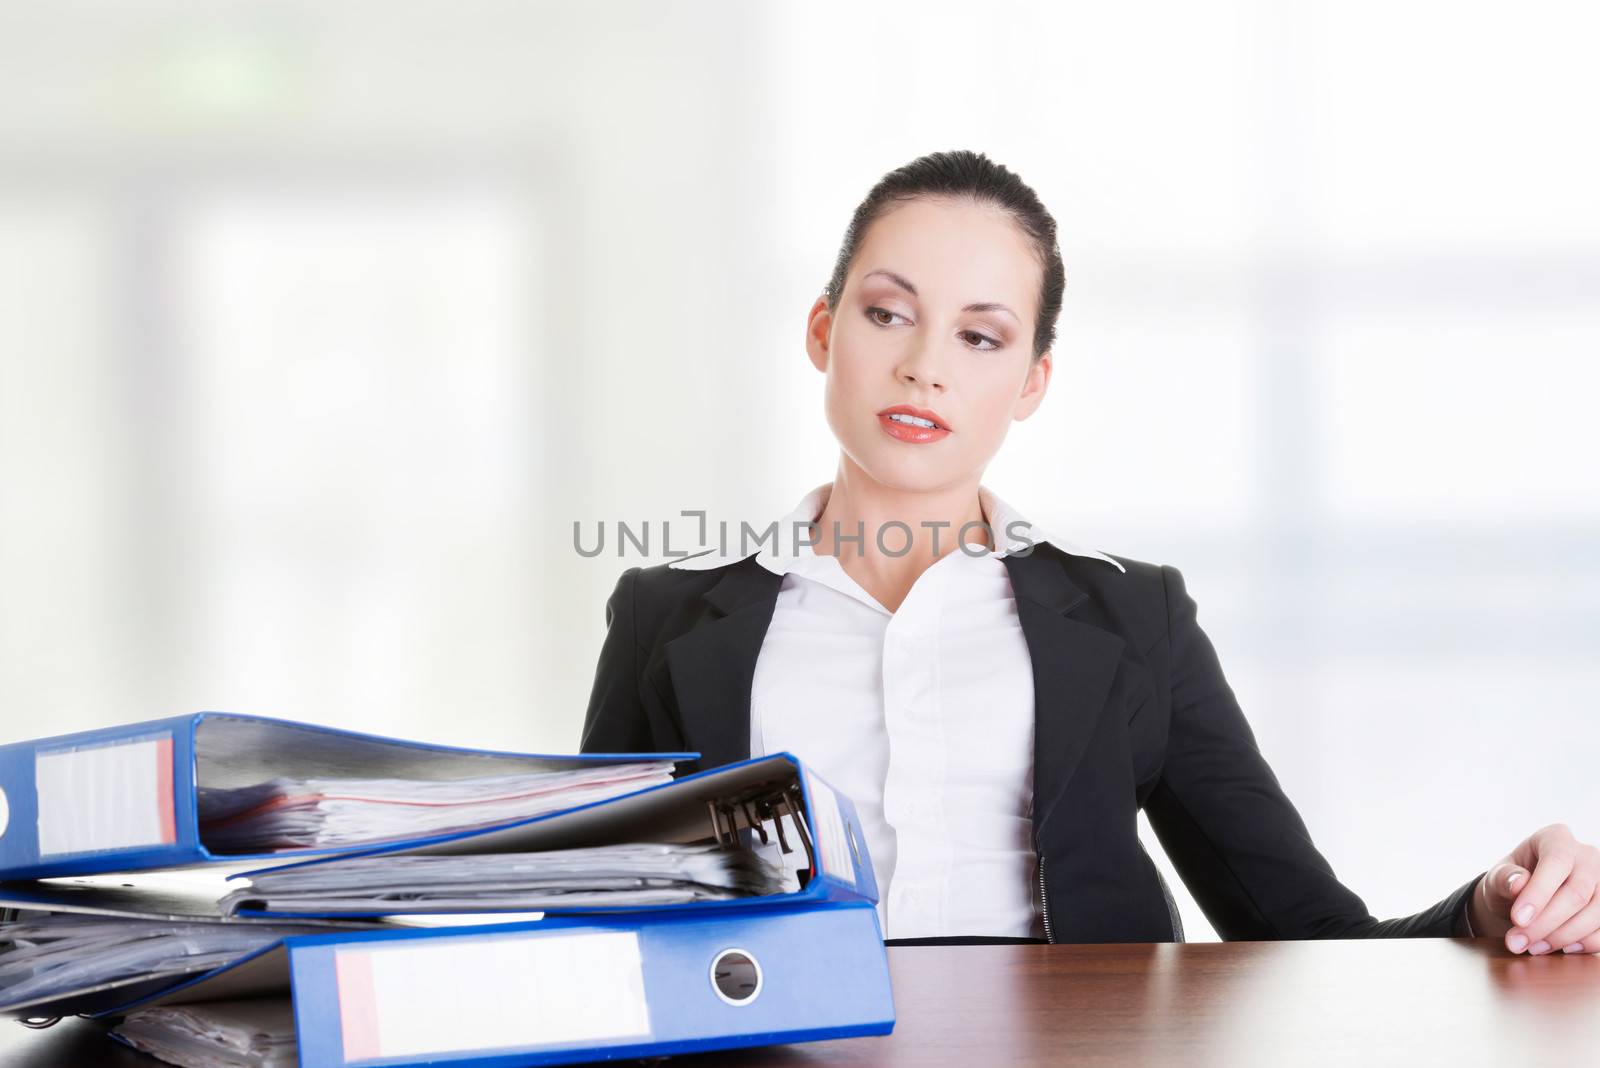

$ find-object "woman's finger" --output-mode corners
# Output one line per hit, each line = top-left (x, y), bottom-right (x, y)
(1539, 893), (1600, 955)
(1509, 847), (1575, 933)
(1513, 867), (1596, 950)
(1482, 862), (1527, 913)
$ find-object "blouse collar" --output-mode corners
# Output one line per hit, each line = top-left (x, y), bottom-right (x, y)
(666, 481), (1125, 575)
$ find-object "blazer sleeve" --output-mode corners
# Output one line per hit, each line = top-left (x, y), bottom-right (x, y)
(578, 566), (654, 754)
(1141, 563), (1485, 940)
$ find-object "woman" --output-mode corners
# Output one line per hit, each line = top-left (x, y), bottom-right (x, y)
(580, 150), (1598, 952)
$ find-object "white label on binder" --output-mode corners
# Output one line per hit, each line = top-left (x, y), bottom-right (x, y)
(35, 735), (177, 857)
(337, 930), (651, 1061)
(805, 771), (855, 886)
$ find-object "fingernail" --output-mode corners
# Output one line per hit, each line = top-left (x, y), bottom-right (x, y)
(1509, 872), (1526, 889)
(1563, 943), (1585, 954)
(1529, 940), (1551, 955)
(1508, 933), (1528, 952)
(1515, 905), (1534, 925)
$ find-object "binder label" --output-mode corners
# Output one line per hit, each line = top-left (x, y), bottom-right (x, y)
(805, 771), (855, 887)
(35, 733), (177, 857)
(336, 930), (651, 1061)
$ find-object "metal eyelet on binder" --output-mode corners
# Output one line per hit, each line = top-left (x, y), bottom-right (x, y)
(710, 947), (764, 1006)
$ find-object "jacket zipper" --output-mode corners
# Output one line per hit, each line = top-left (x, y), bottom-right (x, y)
(1137, 836), (1184, 942)
(1037, 853), (1055, 944)
(1037, 846), (1183, 944)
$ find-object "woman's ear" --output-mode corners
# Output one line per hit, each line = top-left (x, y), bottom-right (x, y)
(1013, 351), (1052, 421)
(805, 296), (832, 373)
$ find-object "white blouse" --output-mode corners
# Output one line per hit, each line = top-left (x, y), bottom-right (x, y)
(668, 482), (1126, 939)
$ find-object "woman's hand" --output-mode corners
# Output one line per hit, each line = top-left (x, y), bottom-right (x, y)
(1468, 823), (1600, 954)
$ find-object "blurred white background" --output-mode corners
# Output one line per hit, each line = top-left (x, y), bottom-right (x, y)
(1, 0), (1596, 941)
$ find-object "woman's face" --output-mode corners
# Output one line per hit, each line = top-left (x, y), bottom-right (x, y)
(806, 196), (1051, 493)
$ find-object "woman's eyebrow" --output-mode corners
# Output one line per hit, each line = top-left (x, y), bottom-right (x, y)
(862, 269), (1020, 324)
(864, 268), (920, 296)
(963, 300), (1020, 325)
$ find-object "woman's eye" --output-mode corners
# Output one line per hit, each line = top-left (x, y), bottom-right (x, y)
(961, 330), (1001, 351)
(866, 306), (906, 327)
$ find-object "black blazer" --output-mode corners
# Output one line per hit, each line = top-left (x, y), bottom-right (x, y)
(578, 542), (1485, 944)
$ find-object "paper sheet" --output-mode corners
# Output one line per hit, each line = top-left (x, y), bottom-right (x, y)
(221, 841), (792, 915)
(196, 760), (677, 851)
(0, 915), (336, 1012)
(112, 998), (298, 1068)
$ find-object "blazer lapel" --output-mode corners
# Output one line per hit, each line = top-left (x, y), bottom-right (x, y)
(662, 558), (784, 774)
(1003, 547), (1130, 837)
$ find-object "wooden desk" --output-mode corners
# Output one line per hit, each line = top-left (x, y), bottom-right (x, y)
(3, 937), (1596, 1066)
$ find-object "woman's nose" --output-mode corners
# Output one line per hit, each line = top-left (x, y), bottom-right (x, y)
(896, 339), (947, 390)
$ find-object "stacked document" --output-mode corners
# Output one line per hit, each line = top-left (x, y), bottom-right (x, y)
(0, 712), (694, 879)
(219, 842), (791, 915)
(0, 712), (895, 1066)
(196, 762), (677, 852)
(0, 914), (337, 1017)
(216, 751), (882, 926)
(112, 999), (296, 1068)
(103, 903), (893, 1068)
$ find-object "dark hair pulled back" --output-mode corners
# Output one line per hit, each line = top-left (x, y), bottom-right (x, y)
(822, 149), (1066, 362)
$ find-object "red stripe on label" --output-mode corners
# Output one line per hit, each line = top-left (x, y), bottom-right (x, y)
(337, 950), (381, 1062)
(155, 736), (176, 845)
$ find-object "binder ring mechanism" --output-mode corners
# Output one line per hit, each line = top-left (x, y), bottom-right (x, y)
(704, 781), (816, 885)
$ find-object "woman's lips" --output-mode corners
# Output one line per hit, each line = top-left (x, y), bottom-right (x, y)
(878, 413), (952, 443)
